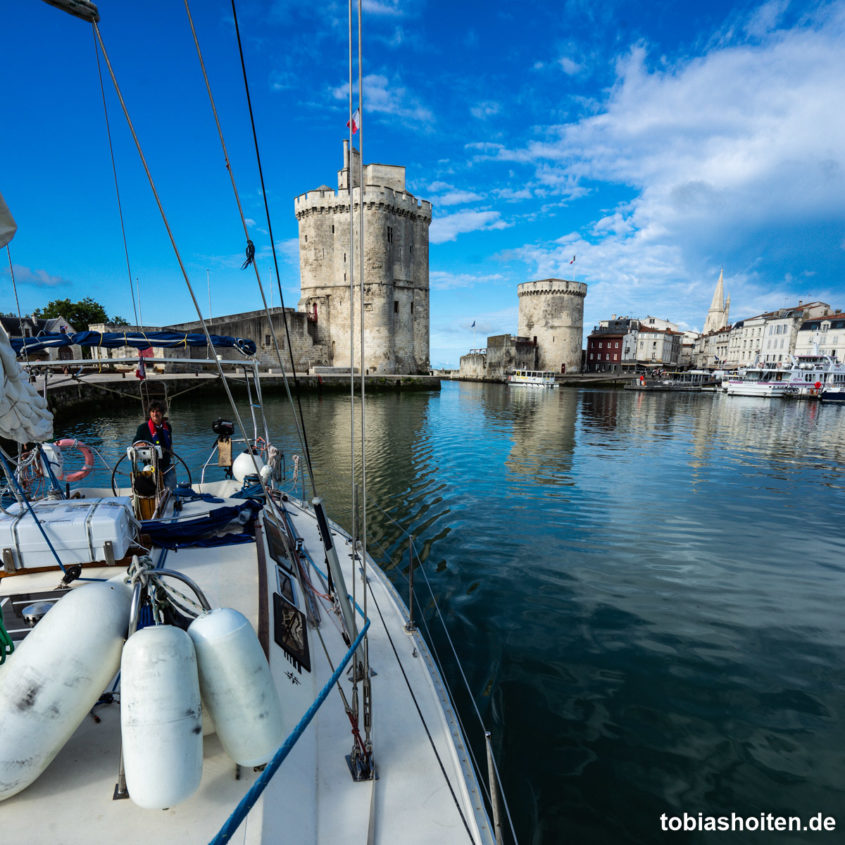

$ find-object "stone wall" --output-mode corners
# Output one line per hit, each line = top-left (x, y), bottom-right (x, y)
(486, 334), (537, 377)
(517, 279), (587, 373)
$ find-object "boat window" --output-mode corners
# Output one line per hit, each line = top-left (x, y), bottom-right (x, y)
(264, 513), (294, 573)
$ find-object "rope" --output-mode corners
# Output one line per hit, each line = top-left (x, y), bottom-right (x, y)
(210, 618), (371, 845)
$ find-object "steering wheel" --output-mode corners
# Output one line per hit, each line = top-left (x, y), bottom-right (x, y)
(111, 442), (192, 495)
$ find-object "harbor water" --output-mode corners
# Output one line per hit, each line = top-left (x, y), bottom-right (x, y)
(64, 381), (845, 843)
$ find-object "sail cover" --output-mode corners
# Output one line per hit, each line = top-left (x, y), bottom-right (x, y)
(0, 191), (16, 249)
(10, 331), (257, 357)
(0, 324), (53, 443)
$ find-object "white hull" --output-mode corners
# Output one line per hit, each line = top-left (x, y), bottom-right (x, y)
(725, 381), (789, 397)
(0, 481), (494, 843)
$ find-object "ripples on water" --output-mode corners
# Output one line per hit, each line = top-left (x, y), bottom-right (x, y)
(66, 383), (845, 843)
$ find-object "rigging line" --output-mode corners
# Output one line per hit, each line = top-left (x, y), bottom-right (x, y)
(91, 26), (139, 328)
(91, 24), (272, 513)
(182, 0), (305, 477)
(7, 246), (29, 368)
(348, 0), (358, 666)
(355, 0), (374, 753)
(228, 0), (317, 499)
(365, 573), (476, 843)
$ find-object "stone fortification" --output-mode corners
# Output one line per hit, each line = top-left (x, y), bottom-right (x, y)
(517, 279), (587, 373)
(294, 142), (432, 374)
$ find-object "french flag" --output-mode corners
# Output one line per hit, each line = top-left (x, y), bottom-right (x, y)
(347, 109), (360, 134)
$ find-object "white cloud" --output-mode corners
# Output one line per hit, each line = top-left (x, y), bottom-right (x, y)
(489, 3), (845, 325)
(331, 73), (433, 125)
(471, 101), (501, 120)
(6, 265), (66, 288)
(430, 271), (505, 290)
(430, 210), (510, 243)
(557, 56), (582, 75)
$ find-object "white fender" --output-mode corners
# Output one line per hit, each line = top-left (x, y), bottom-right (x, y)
(121, 625), (203, 809)
(0, 581), (131, 801)
(188, 608), (283, 767)
(232, 451), (265, 483)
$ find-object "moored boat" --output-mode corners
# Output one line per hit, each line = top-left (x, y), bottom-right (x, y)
(0, 2), (507, 842)
(507, 370), (557, 388)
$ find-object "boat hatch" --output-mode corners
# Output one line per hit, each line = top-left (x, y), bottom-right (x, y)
(0, 590), (66, 644)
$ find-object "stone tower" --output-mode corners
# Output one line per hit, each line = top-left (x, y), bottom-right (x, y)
(294, 142), (432, 374)
(703, 268), (730, 334)
(517, 278), (587, 373)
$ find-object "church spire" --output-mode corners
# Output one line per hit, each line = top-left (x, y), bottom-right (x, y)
(703, 268), (729, 334)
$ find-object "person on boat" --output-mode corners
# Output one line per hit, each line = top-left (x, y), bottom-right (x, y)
(133, 401), (176, 490)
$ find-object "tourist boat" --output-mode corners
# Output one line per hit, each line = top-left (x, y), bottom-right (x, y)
(0, 2), (505, 843)
(783, 352), (845, 396)
(725, 353), (845, 398)
(820, 373), (845, 403)
(507, 370), (558, 388)
(724, 365), (793, 397)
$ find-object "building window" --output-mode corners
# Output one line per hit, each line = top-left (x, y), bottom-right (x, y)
(304, 234), (308, 243)
(387, 226), (393, 243)
(264, 334), (271, 346)
(394, 301), (398, 313)
(332, 225), (335, 233)
(410, 302), (414, 314)
(410, 245), (414, 254)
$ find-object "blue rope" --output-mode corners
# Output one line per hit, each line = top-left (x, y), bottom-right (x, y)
(209, 617), (371, 845)
(0, 452), (66, 574)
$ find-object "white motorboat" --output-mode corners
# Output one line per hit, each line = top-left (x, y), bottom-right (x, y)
(724, 365), (793, 397)
(507, 370), (558, 388)
(0, 2), (507, 842)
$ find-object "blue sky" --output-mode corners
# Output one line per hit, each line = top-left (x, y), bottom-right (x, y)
(2, 0), (844, 368)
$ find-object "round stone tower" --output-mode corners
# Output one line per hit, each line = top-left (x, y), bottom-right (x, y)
(294, 141), (432, 374)
(517, 278), (587, 373)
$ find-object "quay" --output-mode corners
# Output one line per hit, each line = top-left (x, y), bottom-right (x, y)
(27, 369), (441, 423)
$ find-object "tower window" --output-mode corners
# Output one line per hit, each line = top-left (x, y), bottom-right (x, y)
(411, 302), (414, 314)
(387, 226), (393, 243)
(410, 245), (414, 254)
(332, 225), (335, 233)
(394, 301), (399, 313)
(304, 234), (308, 242)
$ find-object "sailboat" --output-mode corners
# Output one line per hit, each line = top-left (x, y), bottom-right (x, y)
(0, 2), (506, 841)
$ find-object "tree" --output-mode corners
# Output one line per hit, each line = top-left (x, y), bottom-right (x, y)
(33, 297), (120, 330)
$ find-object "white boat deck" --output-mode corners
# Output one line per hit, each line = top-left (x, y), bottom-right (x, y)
(0, 485), (493, 843)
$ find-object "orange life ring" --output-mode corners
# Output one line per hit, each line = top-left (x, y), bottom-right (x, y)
(53, 438), (95, 482)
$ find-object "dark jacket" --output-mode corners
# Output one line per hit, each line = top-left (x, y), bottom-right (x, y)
(133, 419), (173, 469)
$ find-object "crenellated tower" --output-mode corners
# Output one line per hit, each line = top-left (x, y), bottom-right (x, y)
(294, 142), (432, 374)
(517, 278), (587, 373)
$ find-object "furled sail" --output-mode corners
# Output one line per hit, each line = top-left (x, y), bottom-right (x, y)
(10, 331), (257, 357)
(0, 191), (16, 249)
(0, 324), (53, 443)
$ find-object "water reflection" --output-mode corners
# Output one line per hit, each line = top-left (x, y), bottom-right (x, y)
(59, 383), (845, 844)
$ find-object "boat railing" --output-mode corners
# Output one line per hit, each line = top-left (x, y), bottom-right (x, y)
(367, 497), (517, 844)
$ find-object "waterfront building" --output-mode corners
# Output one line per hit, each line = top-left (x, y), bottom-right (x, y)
(794, 311), (845, 360)
(586, 316), (639, 372)
(2, 314), (79, 362)
(295, 142), (432, 374)
(635, 326), (681, 367)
